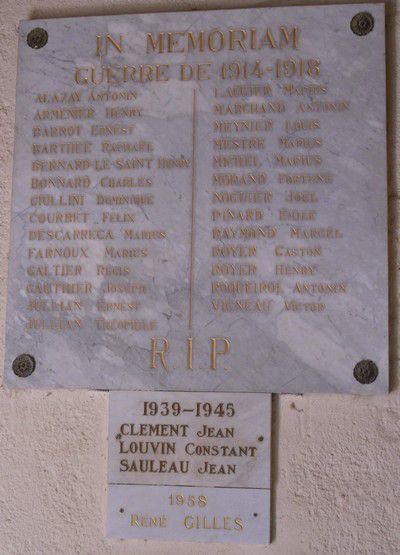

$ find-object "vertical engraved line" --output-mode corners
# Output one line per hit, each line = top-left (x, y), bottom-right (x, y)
(189, 88), (197, 331)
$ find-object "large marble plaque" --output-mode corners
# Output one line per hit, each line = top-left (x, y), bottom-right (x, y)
(107, 391), (270, 543)
(5, 4), (388, 393)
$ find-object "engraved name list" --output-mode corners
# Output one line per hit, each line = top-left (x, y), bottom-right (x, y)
(6, 5), (388, 392)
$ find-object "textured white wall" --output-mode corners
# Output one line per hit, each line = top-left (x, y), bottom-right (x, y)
(0, 1), (398, 554)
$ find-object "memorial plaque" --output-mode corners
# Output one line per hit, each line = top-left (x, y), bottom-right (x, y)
(5, 4), (388, 393)
(107, 391), (270, 543)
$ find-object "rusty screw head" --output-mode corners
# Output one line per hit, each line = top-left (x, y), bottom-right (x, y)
(12, 354), (36, 377)
(351, 12), (374, 36)
(353, 359), (378, 384)
(27, 28), (48, 49)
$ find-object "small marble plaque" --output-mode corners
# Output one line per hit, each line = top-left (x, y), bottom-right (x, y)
(108, 391), (270, 488)
(107, 485), (270, 544)
(107, 391), (270, 543)
(5, 4), (388, 393)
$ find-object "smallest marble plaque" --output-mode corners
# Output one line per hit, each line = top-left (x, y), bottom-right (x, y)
(107, 391), (271, 544)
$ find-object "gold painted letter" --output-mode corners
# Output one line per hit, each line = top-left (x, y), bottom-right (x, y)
(151, 337), (169, 370)
(210, 337), (231, 370)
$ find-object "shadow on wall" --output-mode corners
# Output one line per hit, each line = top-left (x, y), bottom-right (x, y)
(385, 3), (398, 393)
(28, 0), (398, 21)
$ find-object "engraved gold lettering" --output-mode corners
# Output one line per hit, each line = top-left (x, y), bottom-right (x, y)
(151, 337), (169, 370)
(210, 337), (230, 370)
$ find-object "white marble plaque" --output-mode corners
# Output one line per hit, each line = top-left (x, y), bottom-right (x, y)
(5, 4), (388, 393)
(107, 391), (270, 543)
(108, 391), (270, 487)
(107, 485), (270, 544)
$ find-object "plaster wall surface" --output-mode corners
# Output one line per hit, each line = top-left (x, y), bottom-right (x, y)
(0, 1), (398, 554)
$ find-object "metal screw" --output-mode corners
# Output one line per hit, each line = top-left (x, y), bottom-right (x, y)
(258, 436), (264, 442)
(353, 360), (378, 384)
(351, 12), (374, 36)
(12, 354), (36, 377)
(27, 28), (48, 49)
